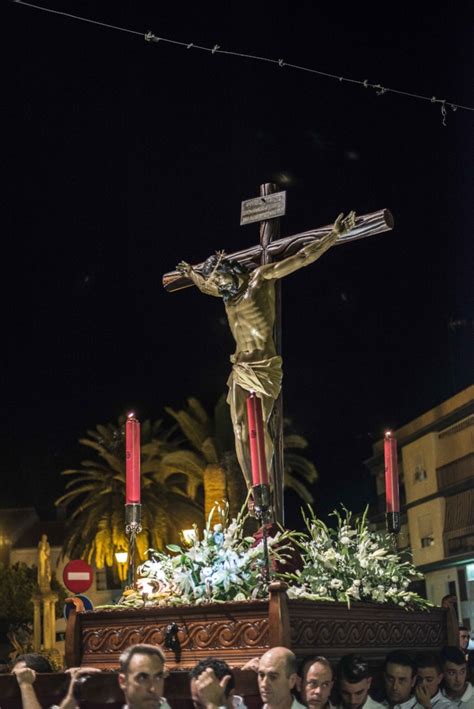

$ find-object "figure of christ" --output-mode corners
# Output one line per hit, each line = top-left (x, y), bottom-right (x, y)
(177, 211), (356, 491)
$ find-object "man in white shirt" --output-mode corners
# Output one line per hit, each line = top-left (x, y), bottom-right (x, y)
(257, 647), (306, 709)
(189, 657), (246, 709)
(458, 628), (474, 682)
(441, 646), (474, 709)
(118, 643), (170, 709)
(383, 651), (418, 709)
(413, 652), (455, 709)
(300, 655), (335, 709)
(336, 654), (384, 709)
(12, 645), (169, 709)
(10, 653), (53, 709)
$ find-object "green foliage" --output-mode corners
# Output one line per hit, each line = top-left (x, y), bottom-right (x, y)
(0, 563), (67, 626)
(0, 563), (36, 626)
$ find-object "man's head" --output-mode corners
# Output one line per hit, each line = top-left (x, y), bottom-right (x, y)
(459, 627), (470, 652)
(414, 653), (443, 699)
(441, 646), (467, 699)
(258, 647), (298, 709)
(441, 594), (457, 609)
(301, 656), (334, 709)
(11, 653), (52, 673)
(337, 655), (372, 709)
(118, 644), (166, 709)
(190, 657), (235, 709)
(201, 254), (248, 301)
(383, 651), (416, 706)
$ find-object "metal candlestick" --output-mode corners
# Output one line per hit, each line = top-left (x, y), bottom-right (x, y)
(125, 503), (142, 588)
(253, 484), (272, 583)
(386, 511), (400, 534)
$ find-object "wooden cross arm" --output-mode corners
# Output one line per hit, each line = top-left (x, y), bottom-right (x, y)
(162, 208), (393, 292)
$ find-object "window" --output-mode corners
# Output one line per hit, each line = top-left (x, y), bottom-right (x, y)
(447, 534), (474, 556)
(418, 514), (434, 549)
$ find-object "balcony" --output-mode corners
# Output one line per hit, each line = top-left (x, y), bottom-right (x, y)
(443, 488), (474, 558)
(437, 453), (473, 491)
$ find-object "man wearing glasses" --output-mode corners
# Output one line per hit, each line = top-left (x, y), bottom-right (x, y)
(300, 656), (335, 709)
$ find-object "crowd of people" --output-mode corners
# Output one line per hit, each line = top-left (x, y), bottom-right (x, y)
(3, 625), (473, 709)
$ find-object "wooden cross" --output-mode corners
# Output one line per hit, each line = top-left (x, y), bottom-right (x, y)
(163, 184), (393, 524)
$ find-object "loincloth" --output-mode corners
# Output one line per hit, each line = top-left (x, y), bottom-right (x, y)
(226, 355), (283, 403)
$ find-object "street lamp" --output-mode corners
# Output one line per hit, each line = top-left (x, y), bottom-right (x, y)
(115, 550), (128, 584)
(182, 529), (196, 545)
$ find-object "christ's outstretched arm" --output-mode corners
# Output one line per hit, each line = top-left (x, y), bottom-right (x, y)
(255, 211), (356, 282)
(176, 261), (221, 297)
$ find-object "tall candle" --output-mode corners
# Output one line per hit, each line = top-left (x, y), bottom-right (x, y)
(384, 430), (400, 533)
(246, 392), (269, 486)
(126, 414), (141, 504)
(384, 431), (399, 512)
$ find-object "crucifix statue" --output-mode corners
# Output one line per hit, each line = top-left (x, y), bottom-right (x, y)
(163, 184), (393, 524)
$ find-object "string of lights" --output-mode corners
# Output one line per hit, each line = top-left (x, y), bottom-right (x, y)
(12, 0), (473, 125)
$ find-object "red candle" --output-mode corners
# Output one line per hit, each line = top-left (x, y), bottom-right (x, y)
(246, 392), (269, 486)
(125, 414), (141, 504)
(384, 431), (399, 513)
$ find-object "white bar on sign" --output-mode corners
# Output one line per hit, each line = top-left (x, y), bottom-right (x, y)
(67, 572), (90, 580)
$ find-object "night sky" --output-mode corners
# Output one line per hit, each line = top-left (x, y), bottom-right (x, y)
(4, 0), (473, 525)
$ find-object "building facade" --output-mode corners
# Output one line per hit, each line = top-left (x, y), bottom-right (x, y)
(366, 385), (474, 631)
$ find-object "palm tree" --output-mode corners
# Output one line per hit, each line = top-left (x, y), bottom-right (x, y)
(163, 395), (318, 521)
(161, 396), (243, 521)
(55, 416), (204, 569)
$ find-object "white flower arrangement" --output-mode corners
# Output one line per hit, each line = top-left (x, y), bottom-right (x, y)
(119, 500), (294, 608)
(284, 506), (432, 610)
(113, 504), (431, 612)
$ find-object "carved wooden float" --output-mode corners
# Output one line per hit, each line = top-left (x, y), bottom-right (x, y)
(65, 582), (457, 670)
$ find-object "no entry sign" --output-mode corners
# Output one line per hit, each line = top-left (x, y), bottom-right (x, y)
(63, 559), (94, 593)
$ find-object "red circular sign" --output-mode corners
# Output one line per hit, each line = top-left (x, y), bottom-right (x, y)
(62, 559), (94, 594)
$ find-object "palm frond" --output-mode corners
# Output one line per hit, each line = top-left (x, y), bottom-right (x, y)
(165, 405), (207, 451)
(284, 453), (318, 484)
(284, 474), (315, 504)
(284, 433), (309, 450)
(157, 450), (205, 475)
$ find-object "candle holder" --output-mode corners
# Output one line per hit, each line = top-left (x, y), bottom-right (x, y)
(125, 503), (142, 588)
(386, 511), (401, 534)
(252, 483), (272, 583)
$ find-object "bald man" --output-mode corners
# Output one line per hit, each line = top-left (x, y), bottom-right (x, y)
(257, 647), (306, 709)
(301, 656), (335, 709)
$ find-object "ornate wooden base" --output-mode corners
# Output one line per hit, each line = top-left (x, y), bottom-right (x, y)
(66, 582), (456, 670)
